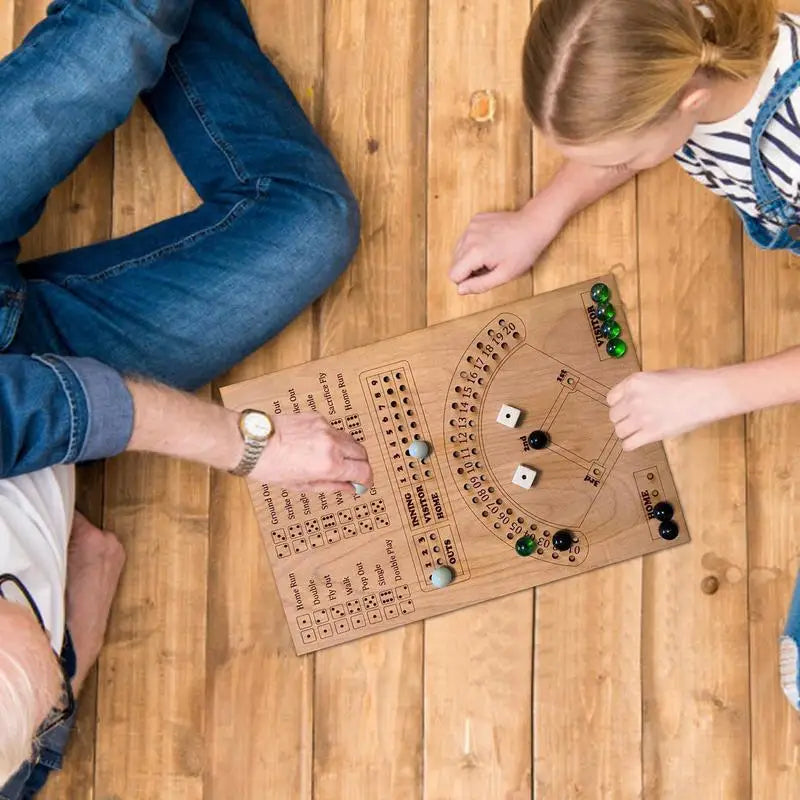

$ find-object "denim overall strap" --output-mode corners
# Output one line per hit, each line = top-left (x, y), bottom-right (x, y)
(750, 58), (800, 227)
(0, 576), (77, 800)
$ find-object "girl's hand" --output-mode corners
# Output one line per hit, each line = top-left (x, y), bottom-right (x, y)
(607, 368), (736, 450)
(449, 200), (563, 295)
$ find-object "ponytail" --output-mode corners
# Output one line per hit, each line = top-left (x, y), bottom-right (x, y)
(523, 0), (778, 143)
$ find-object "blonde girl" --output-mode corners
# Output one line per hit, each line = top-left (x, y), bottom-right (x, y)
(450, 0), (800, 708)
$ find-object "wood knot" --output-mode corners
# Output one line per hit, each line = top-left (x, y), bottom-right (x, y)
(701, 575), (720, 595)
(469, 90), (496, 123)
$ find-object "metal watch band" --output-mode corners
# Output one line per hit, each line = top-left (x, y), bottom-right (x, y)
(230, 438), (268, 477)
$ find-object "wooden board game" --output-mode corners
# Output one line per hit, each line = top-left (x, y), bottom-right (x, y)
(220, 276), (688, 654)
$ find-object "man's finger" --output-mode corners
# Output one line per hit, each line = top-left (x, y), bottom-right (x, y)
(332, 432), (369, 462)
(308, 481), (359, 495)
(344, 459), (373, 487)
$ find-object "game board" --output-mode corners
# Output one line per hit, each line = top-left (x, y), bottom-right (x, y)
(220, 276), (688, 654)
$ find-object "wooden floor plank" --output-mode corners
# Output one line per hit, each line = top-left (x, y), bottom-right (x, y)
(638, 162), (750, 798)
(530, 133), (642, 799)
(204, 3), (321, 798)
(748, 0), (800, 786)
(312, 2), (428, 798)
(746, 248), (800, 796)
(424, 3), (533, 798)
(10, 3), (112, 798)
(93, 104), (209, 800)
(1, 1), (13, 55)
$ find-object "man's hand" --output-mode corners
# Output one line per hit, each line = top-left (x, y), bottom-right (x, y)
(126, 380), (373, 494)
(449, 202), (562, 295)
(250, 412), (372, 493)
(607, 368), (735, 451)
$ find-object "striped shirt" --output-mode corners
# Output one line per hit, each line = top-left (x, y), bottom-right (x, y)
(674, 13), (800, 233)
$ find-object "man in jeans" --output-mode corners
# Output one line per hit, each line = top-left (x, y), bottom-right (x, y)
(0, 1), (373, 795)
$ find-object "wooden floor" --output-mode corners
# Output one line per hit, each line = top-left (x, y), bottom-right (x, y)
(5, 1), (799, 797)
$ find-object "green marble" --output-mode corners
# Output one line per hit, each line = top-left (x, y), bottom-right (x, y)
(515, 534), (535, 557)
(590, 282), (610, 303)
(596, 302), (616, 322)
(606, 338), (627, 358)
(600, 320), (621, 339)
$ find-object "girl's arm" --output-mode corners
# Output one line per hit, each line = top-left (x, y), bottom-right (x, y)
(607, 346), (800, 450)
(450, 160), (637, 295)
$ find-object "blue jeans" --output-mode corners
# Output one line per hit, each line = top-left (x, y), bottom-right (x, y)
(0, 0), (358, 796)
(0, 0), (360, 478)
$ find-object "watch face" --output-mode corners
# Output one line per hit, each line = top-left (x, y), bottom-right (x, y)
(243, 411), (272, 439)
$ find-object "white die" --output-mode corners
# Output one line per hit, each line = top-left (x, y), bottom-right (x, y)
(496, 404), (521, 428)
(512, 464), (537, 490)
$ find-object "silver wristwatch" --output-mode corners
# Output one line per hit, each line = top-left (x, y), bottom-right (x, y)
(230, 409), (274, 477)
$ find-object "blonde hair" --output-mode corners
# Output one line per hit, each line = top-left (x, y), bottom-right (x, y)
(523, 0), (778, 143)
(0, 604), (63, 786)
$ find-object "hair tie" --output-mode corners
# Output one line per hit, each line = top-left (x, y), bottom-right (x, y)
(699, 40), (722, 68)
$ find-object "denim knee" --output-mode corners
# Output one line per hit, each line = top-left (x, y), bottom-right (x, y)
(261, 175), (361, 299)
(52, 0), (194, 122)
(309, 182), (361, 290)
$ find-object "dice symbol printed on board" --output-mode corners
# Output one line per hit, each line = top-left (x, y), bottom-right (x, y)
(383, 605), (399, 620)
(271, 528), (287, 544)
(359, 518), (374, 534)
(275, 543), (291, 559)
(288, 523), (304, 539)
(354, 503), (370, 520)
(338, 509), (353, 524)
(308, 533), (324, 549)
(330, 604), (346, 620)
(374, 513), (390, 529)
(351, 614), (366, 629)
(399, 599), (415, 615)
(395, 585), (411, 601)
(301, 629), (317, 644)
(326, 529), (341, 544)
(318, 623), (333, 639)
(313, 609), (329, 625)
(342, 523), (357, 539)
(293, 538), (308, 553)
(370, 499), (386, 515)
(379, 589), (395, 605)
(346, 599), (362, 615)
(367, 610), (383, 625)
(321, 514), (336, 530)
(363, 594), (378, 610)
(335, 618), (350, 634)
(296, 614), (312, 630)
(305, 519), (321, 535)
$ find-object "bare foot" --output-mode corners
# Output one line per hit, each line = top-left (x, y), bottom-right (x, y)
(65, 511), (126, 694)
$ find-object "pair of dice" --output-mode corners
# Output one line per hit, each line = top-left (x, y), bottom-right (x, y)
(497, 404), (539, 490)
